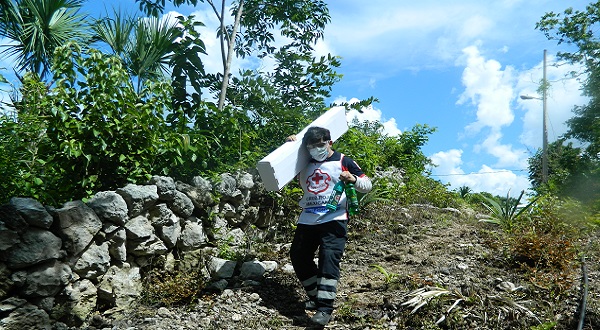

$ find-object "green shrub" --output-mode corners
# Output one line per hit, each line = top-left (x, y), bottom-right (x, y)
(479, 190), (537, 231)
(398, 174), (461, 208)
(499, 194), (592, 294)
(142, 268), (206, 307)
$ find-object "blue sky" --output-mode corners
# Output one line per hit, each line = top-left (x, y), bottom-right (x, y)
(321, 0), (590, 196)
(1, 0), (592, 196)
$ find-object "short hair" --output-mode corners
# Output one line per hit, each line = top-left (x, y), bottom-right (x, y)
(302, 126), (331, 145)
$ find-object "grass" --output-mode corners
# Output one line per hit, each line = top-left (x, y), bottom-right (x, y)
(370, 264), (399, 286)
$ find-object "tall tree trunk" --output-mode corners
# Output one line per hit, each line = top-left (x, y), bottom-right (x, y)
(217, 0), (244, 112)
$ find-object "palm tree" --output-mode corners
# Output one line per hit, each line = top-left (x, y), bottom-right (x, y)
(457, 185), (472, 199)
(91, 9), (135, 59)
(0, 0), (89, 79)
(92, 10), (183, 92)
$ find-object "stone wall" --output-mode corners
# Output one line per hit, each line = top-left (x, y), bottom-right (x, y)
(0, 171), (291, 329)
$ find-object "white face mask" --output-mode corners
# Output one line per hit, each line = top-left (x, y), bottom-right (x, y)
(309, 146), (329, 161)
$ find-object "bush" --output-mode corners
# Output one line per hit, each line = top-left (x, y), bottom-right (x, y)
(499, 194), (593, 294)
(398, 174), (461, 208)
(142, 268), (206, 307)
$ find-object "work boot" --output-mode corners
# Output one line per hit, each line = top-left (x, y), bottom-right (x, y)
(310, 311), (332, 326)
(304, 299), (317, 310)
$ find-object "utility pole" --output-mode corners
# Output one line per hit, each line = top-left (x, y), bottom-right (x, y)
(542, 49), (548, 184)
(520, 49), (549, 184)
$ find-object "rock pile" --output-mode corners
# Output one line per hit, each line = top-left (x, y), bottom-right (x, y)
(0, 171), (287, 329)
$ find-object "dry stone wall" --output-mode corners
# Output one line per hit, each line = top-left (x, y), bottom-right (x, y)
(0, 171), (289, 329)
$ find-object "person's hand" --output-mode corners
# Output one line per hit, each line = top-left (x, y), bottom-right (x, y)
(339, 171), (356, 183)
(286, 135), (297, 142)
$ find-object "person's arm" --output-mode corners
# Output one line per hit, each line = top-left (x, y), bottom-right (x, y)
(352, 174), (372, 193)
(340, 158), (372, 193)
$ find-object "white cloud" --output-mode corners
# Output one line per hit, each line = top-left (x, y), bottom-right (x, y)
(323, 0), (591, 79)
(338, 97), (402, 137)
(469, 165), (531, 195)
(478, 131), (528, 168)
(430, 149), (530, 195)
(314, 38), (336, 59)
(515, 56), (588, 149)
(459, 15), (493, 40)
(458, 45), (515, 132)
(430, 149), (465, 176)
(427, 45), (537, 194)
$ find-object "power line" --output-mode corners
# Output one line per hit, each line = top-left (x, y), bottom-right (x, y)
(430, 169), (528, 177)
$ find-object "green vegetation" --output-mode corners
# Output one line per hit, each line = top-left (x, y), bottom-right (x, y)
(0, 0), (341, 205)
(370, 264), (399, 285)
(142, 268), (206, 307)
(479, 190), (538, 231)
(535, 3), (600, 212)
(0, 1), (599, 317)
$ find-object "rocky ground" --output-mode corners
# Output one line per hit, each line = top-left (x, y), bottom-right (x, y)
(84, 202), (599, 330)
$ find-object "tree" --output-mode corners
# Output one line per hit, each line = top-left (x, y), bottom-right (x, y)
(92, 9), (206, 126)
(334, 120), (436, 177)
(536, 3), (600, 208)
(528, 138), (600, 205)
(0, 0), (89, 79)
(536, 3), (600, 157)
(0, 42), (197, 204)
(0, 72), (51, 202)
(136, 0), (331, 112)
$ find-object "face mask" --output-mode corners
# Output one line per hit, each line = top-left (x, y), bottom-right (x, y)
(309, 146), (329, 161)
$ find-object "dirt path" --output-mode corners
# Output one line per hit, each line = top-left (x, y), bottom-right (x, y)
(109, 204), (599, 330)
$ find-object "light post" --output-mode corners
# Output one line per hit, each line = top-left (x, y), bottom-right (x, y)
(519, 50), (548, 184)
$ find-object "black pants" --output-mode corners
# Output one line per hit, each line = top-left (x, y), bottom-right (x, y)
(290, 220), (348, 313)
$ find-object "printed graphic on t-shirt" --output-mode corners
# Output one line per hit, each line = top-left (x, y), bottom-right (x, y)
(304, 194), (329, 207)
(304, 206), (329, 215)
(305, 168), (331, 194)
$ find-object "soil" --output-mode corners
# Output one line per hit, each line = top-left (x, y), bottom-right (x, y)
(93, 202), (600, 330)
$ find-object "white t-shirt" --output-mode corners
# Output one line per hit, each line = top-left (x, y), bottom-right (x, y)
(297, 151), (366, 225)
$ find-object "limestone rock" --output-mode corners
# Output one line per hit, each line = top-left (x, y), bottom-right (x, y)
(127, 234), (168, 257)
(86, 191), (128, 225)
(97, 264), (142, 309)
(116, 184), (159, 217)
(176, 182), (214, 209)
(167, 190), (194, 218)
(208, 257), (237, 279)
(73, 242), (110, 281)
(156, 220), (181, 249)
(0, 302), (51, 330)
(21, 260), (72, 297)
(191, 176), (212, 191)
(149, 176), (176, 196)
(106, 228), (127, 262)
(0, 203), (28, 233)
(0, 297), (27, 314)
(215, 173), (238, 199)
(9, 197), (53, 229)
(124, 215), (154, 240)
(239, 260), (266, 280)
(0, 221), (20, 252)
(235, 171), (254, 190)
(224, 228), (246, 247)
(0, 263), (13, 300)
(58, 279), (98, 326)
(178, 217), (207, 251)
(3, 228), (62, 269)
(55, 201), (102, 256)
